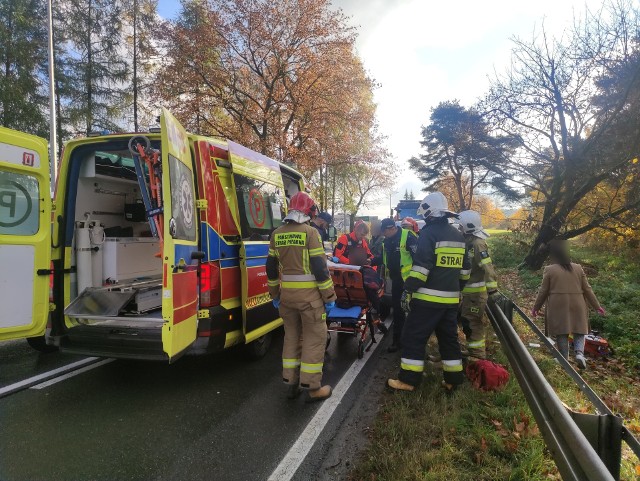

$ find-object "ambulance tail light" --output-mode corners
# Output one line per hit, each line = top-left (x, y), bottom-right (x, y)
(200, 261), (221, 307)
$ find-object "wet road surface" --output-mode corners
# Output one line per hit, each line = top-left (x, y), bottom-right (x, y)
(0, 328), (390, 481)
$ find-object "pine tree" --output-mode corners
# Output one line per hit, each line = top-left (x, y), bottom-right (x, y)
(59, 0), (130, 134)
(0, 0), (49, 136)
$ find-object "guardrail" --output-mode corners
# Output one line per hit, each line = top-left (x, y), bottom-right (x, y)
(486, 295), (640, 481)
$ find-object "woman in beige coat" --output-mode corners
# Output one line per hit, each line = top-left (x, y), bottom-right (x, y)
(531, 240), (605, 369)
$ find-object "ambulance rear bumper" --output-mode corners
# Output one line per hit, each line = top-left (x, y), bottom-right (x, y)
(57, 324), (168, 361)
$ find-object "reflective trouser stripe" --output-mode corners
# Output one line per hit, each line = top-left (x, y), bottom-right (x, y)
(442, 360), (463, 372)
(401, 358), (424, 372)
(468, 339), (485, 348)
(460, 273), (470, 281)
(283, 358), (301, 369)
(268, 248), (277, 256)
(308, 247), (324, 256)
(486, 281), (498, 289)
(267, 279), (280, 287)
(300, 362), (323, 374)
(480, 257), (492, 265)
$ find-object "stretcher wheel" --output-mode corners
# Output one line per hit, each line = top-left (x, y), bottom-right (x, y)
(357, 340), (365, 359)
(326, 331), (331, 350)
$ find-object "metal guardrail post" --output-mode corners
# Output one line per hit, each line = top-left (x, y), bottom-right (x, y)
(487, 298), (615, 481)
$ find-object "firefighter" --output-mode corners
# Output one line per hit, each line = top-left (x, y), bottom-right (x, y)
(311, 211), (332, 242)
(372, 217), (417, 352)
(266, 192), (336, 402)
(457, 210), (498, 360)
(387, 192), (471, 392)
(333, 221), (373, 265)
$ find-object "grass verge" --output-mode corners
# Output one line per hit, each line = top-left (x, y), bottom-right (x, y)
(349, 232), (640, 481)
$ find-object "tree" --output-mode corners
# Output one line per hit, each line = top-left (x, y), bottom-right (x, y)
(121, 0), (158, 131)
(409, 100), (519, 211)
(483, 2), (640, 269)
(0, 0), (49, 136)
(59, 0), (130, 134)
(153, 0), (374, 169)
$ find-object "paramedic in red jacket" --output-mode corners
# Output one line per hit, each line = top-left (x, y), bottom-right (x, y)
(333, 221), (373, 265)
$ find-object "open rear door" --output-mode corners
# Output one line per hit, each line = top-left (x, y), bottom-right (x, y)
(228, 141), (286, 342)
(159, 109), (199, 360)
(0, 127), (51, 341)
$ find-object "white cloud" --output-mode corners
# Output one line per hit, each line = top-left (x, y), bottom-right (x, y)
(343, 0), (603, 218)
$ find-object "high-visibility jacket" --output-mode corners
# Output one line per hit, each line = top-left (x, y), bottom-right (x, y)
(333, 232), (372, 265)
(382, 228), (417, 281)
(266, 221), (336, 304)
(404, 218), (471, 306)
(462, 236), (498, 295)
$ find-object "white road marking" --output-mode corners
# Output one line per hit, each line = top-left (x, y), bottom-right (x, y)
(0, 357), (103, 398)
(31, 358), (115, 389)
(267, 323), (387, 481)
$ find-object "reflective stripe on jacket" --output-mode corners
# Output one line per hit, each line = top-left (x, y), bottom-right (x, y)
(266, 222), (336, 303)
(404, 218), (471, 306)
(382, 228), (417, 281)
(461, 236), (498, 294)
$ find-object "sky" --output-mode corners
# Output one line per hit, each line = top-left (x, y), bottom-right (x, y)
(157, 0), (601, 218)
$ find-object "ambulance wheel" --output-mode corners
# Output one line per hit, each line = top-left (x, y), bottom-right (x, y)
(357, 340), (364, 359)
(26, 335), (58, 353)
(326, 332), (331, 350)
(244, 332), (273, 360)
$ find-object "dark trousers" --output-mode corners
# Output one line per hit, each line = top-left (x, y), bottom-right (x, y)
(398, 301), (464, 387)
(391, 278), (406, 346)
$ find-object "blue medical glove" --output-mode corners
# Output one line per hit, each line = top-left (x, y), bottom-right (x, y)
(332, 256), (340, 263)
(325, 301), (335, 311)
(273, 299), (280, 309)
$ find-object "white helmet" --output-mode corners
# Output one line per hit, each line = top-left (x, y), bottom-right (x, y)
(416, 192), (458, 219)
(458, 210), (489, 239)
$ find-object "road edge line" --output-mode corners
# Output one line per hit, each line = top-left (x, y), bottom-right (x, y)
(0, 357), (102, 398)
(31, 358), (115, 389)
(267, 326), (386, 481)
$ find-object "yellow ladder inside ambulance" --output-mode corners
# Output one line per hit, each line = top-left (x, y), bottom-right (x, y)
(0, 127), (51, 348)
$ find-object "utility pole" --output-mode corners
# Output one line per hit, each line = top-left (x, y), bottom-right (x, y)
(46, 0), (58, 188)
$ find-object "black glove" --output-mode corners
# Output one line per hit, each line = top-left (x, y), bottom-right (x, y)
(400, 291), (412, 312)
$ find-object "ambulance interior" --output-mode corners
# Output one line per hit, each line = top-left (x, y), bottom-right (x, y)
(64, 141), (165, 324)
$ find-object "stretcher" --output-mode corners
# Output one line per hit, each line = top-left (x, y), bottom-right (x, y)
(326, 261), (386, 359)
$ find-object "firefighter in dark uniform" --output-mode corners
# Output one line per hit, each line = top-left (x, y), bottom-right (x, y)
(387, 192), (471, 392)
(266, 192), (336, 402)
(372, 217), (417, 352)
(457, 210), (498, 360)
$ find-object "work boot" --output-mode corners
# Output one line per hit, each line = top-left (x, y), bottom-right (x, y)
(387, 379), (415, 392)
(441, 380), (457, 393)
(286, 384), (301, 399)
(305, 385), (332, 403)
(576, 354), (587, 370)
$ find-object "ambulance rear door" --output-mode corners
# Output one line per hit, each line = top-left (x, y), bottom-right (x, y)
(159, 109), (199, 360)
(228, 141), (286, 342)
(0, 127), (51, 341)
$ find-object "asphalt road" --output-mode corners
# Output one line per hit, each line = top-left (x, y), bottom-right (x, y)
(0, 328), (393, 481)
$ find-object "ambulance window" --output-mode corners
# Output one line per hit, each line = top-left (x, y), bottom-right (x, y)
(0, 171), (39, 236)
(234, 174), (285, 240)
(168, 154), (196, 241)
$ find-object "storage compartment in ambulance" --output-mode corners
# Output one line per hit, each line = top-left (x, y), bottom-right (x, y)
(51, 113), (200, 361)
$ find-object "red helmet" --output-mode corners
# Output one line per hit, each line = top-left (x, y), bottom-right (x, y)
(289, 192), (317, 216)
